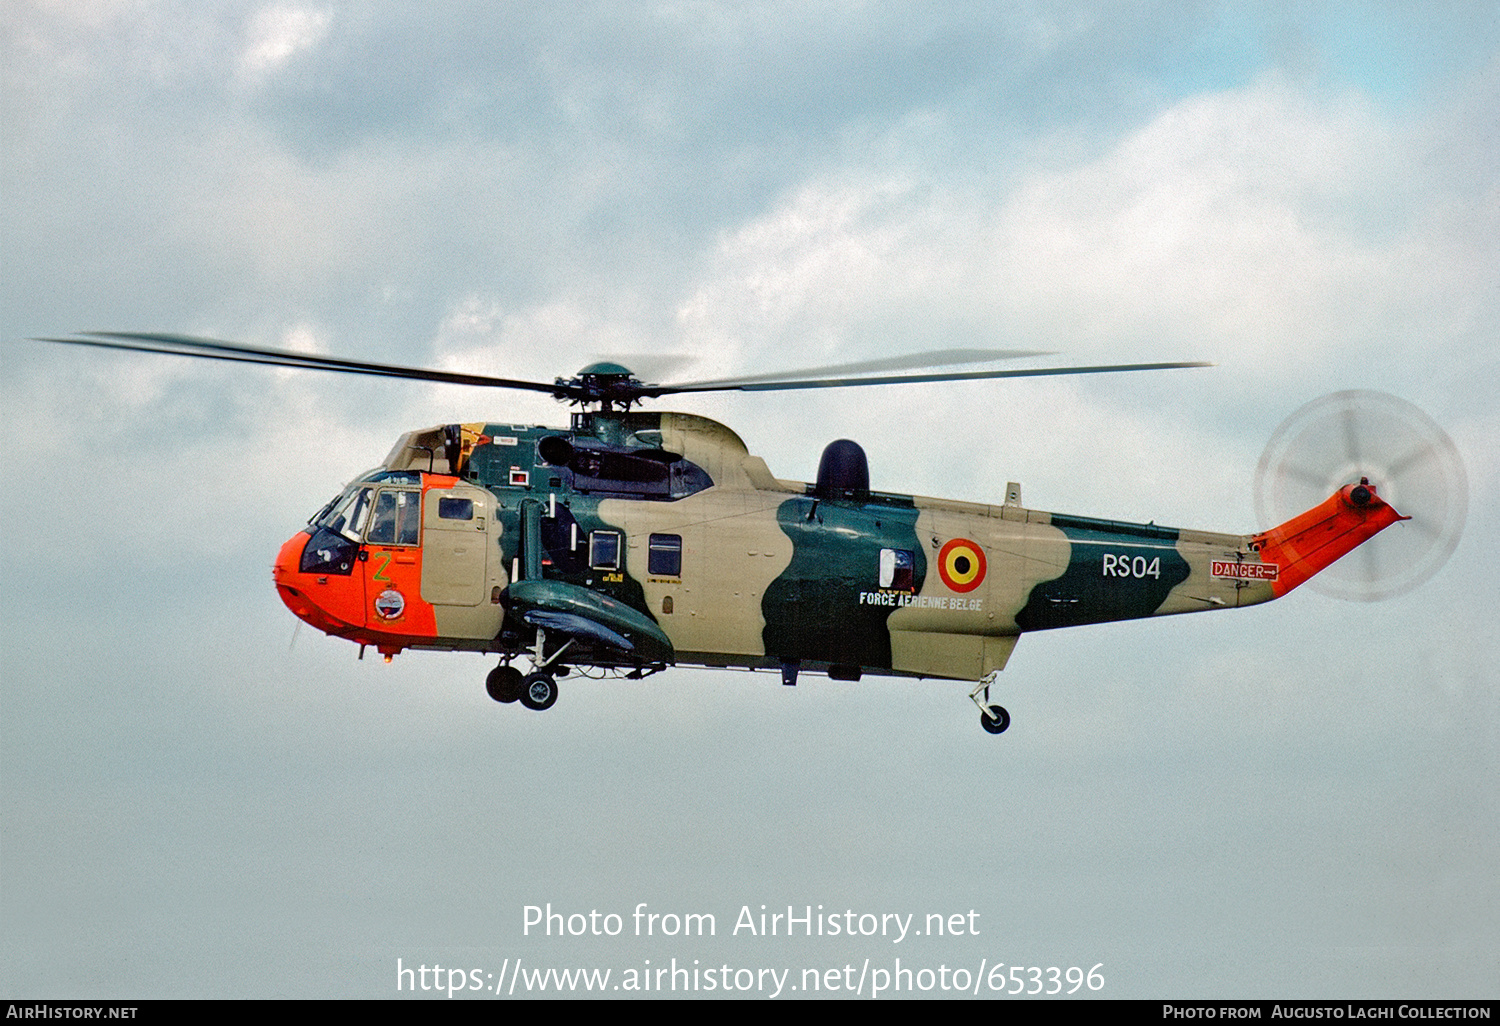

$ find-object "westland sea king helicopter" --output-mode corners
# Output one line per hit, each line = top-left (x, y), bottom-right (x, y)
(38, 333), (1468, 734)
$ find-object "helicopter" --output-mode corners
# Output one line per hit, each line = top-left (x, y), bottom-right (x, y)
(33, 332), (1467, 735)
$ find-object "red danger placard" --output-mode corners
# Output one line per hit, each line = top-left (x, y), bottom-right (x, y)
(1212, 560), (1279, 581)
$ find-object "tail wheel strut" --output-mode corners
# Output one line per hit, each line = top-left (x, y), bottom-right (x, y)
(969, 675), (1010, 736)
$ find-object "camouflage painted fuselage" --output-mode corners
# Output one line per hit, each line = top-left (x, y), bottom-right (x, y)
(273, 411), (1394, 682)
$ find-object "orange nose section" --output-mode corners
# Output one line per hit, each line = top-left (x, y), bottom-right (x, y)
(273, 532), (315, 621)
(272, 532), (355, 635)
(273, 532), (306, 585)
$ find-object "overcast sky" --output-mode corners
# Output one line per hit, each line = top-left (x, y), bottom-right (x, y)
(3, 1), (1497, 999)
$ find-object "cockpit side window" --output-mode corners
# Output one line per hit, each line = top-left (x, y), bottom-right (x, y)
(314, 486), (375, 543)
(367, 489), (421, 546)
(346, 488), (375, 540)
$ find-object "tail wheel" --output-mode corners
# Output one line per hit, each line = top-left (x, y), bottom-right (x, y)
(1254, 391), (1467, 601)
(980, 704), (1010, 735)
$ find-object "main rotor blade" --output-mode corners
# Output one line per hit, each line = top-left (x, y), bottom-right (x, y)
(32, 333), (1211, 406)
(35, 332), (576, 398)
(663, 348), (1053, 389)
(642, 360), (1213, 396)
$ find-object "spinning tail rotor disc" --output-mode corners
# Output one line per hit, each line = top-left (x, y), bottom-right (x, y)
(1254, 390), (1467, 601)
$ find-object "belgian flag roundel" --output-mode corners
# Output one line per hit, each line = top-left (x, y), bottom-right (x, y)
(937, 538), (986, 593)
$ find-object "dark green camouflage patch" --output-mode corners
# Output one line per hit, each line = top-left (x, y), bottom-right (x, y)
(1016, 514), (1190, 631)
(762, 496), (925, 668)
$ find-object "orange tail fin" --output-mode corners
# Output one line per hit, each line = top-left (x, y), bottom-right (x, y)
(1252, 480), (1408, 597)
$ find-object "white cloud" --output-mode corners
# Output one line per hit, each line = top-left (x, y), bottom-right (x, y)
(675, 175), (920, 368)
(654, 72), (1497, 543)
(278, 322), (326, 354)
(237, 4), (331, 85)
(673, 74), (1494, 410)
(434, 298), (651, 382)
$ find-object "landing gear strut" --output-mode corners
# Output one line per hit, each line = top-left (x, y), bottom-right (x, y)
(488, 626), (573, 712)
(969, 675), (1010, 736)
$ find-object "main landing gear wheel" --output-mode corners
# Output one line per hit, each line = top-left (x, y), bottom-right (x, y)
(519, 672), (558, 711)
(486, 665), (524, 704)
(980, 704), (1010, 735)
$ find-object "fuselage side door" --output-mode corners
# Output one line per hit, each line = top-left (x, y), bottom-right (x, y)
(362, 486), (425, 632)
(420, 483), (505, 640)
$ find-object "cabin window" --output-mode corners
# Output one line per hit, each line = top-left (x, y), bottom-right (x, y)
(648, 534), (682, 576)
(589, 530), (621, 570)
(367, 489), (421, 545)
(879, 548), (915, 590)
(438, 497), (474, 520)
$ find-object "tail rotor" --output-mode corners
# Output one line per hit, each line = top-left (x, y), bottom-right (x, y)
(1253, 390), (1467, 601)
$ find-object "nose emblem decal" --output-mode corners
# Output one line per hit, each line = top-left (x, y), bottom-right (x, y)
(374, 588), (406, 620)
